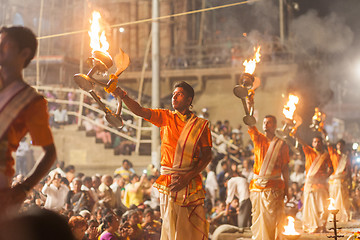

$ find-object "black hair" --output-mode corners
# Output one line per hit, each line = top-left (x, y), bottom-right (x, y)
(313, 135), (323, 142)
(127, 209), (138, 218)
(82, 176), (92, 183)
(174, 81), (195, 104)
(102, 213), (115, 229)
(64, 165), (75, 173)
(129, 174), (139, 182)
(337, 139), (345, 146)
(0, 26), (37, 68)
(221, 161), (228, 167)
(0, 207), (75, 240)
(76, 172), (85, 179)
(60, 177), (69, 186)
(144, 208), (154, 216)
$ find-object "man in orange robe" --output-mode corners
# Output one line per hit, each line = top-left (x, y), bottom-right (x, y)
(0, 26), (56, 216)
(326, 138), (351, 222)
(113, 81), (212, 240)
(248, 115), (290, 240)
(297, 136), (333, 233)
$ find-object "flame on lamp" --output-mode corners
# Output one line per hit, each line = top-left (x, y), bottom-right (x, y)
(283, 216), (300, 236)
(283, 94), (299, 120)
(89, 11), (110, 54)
(243, 46), (261, 74)
(328, 198), (336, 211)
(312, 107), (326, 125)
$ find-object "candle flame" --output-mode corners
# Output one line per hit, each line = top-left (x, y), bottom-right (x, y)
(89, 11), (109, 54)
(283, 94), (299, 120)
(328, 198), (336, 210)
(283, 216), (300, 236)
(243, 46), (261, 74)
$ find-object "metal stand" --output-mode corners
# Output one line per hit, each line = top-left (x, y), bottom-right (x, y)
(328, 209), (344, 240)
(73, 51), (123, 129)
(233, 73), (256, 126)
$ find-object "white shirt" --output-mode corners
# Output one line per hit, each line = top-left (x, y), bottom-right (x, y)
(241, 168), (254, 183)
(216, 134), (228, 155)
(15, 140), (29, 158)
(144, 185), (160, 209)
(53, 109), (68, 123)
(225, 176), (249, 205)
(205, 171), (219, 195)
(290, 172), (306, 186)
(42, 183), (69, 211)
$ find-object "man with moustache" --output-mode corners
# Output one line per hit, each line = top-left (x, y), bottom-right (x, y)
(247, 114), (290, 240)
(112, 81), (212, 240)
(296, 135), (333, 233)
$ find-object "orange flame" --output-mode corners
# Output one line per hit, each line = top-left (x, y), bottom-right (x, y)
(89, 11), (109, 54)
(283, 216), (300, 236)
(283, 94), (299, 120)
(328, 198), (336, 210)
(312, 107), (326, 126)
(243, 46), (261, 74)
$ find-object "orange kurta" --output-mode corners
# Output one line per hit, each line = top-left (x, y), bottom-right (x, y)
(248, 126), (289, 191)
(303, 145), (332, 190)
(4, 97), (54, 178)
(145, 109), (212, 194)
(328, 146), (350, 178)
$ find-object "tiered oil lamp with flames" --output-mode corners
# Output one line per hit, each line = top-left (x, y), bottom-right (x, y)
(73, 11), (129, 129)
(233, 46), (261, 126)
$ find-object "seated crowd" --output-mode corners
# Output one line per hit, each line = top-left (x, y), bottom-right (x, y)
(11, 119), (360, 239)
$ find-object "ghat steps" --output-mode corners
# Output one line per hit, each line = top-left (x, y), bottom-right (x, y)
(51, 124), (151, 176)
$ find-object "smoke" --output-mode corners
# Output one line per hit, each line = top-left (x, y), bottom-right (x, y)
(286, 9), (355, 139)
(250, 0), (279, 35)
(290, 10), (354, 55)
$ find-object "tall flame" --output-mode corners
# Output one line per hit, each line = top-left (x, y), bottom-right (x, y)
(283, 94), (299, 120)
(89, 11), (109, 54)
(328, 198), (336, 210)
(283, 216), (300, 236)
(243, 46), (261, 74)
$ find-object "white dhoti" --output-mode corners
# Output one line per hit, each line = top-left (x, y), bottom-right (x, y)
(302, 186), (329, 233)
(159, 193), (208, 240)
(250, 189), (285, 240)
(329, 178), (350, 222)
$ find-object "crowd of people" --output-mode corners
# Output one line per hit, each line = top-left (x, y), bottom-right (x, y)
(6, 117), (360, 239)
(2, 25), (360, 240)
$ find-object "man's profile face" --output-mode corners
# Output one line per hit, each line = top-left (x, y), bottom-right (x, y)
(172, 87), (192, 112)
(263, 117), (276, 134)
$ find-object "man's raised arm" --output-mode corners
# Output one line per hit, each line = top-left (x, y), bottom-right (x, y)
(113, 87), (152, 120)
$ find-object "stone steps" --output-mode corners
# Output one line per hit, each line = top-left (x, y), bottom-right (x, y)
(51, 124), (151, 176)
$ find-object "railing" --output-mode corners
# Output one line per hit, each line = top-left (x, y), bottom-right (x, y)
(211, 131), (242, 164)
(34, 85), (152, 155)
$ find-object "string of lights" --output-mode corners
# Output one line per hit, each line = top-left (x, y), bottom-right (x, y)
(37, 0), (259, 40)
